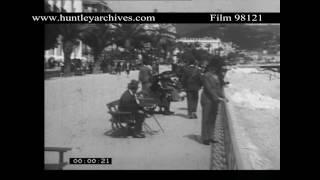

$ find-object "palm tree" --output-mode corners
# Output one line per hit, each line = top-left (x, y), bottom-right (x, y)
(58, 24), (82, 75)
(45, 24), (60, 50)
(111, 24), (153, 65)
(44, 1), (80, 74)
(113, 24), (149, 52)
(44, 1), (62, 50)
(148, 25), (177, 63)
(79, 24), (115, 73)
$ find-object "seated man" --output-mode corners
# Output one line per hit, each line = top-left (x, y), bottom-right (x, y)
(119, 80), (146, 138)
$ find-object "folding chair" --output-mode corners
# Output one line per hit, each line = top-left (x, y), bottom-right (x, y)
(106, 100), (135, 132)
(107, 99), (162, 135)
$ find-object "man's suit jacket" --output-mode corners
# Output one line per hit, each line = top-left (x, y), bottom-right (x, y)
(181, 65), (202, 91)
(139, 65), (153, 84)
(119, 90), (140, 114)
(201, 71), (223, 103)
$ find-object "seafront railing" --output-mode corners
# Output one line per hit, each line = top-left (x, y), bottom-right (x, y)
(210, 88), (247, 170)
(221, 89), (245, 169)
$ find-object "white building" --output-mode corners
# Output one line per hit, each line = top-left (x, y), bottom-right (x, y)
(46, 0), (82, 12)
(172, 37), (235, 62)
(46, 0), (112, 12)
(176, 37), (223, 54)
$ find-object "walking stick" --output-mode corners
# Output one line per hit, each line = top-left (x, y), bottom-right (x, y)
(151, 114), (165, 133)
(140, 98), (165, 133)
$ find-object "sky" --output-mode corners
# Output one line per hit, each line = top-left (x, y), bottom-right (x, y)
(105, 0), (280, 12)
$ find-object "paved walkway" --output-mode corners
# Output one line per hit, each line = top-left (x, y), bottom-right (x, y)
(45, 69), (211, 170)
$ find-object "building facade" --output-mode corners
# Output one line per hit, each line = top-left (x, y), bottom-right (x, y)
(46, 0), (112, 12)
(82, 0), (113, 12)
(172, 37), (235, 63)
(46, 0), (82, 12)
(176, 37), (222, 54)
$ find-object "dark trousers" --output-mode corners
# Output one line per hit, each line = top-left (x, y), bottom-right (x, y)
(116, 67), (121, 75)
(132, 113), (145, 134)
(200, 96), (219, 141)
(160, 96), (170, 111)
(186, 90), (199, 114)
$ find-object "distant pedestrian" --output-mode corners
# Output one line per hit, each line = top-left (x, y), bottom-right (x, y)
(125, 62), (131, 77)
(88, 62), (93, 74)
(200, 59), (227, 145)
(181, 59), (202, 119)
(153, 62), (159, 75)
(120, 62), (125, 72)
(116, 62), (121, 75)
(171, 62), (177, 73)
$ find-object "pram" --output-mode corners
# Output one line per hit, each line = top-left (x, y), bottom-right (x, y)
(137, 71), (185, 114)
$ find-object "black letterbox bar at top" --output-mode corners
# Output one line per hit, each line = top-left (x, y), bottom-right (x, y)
(38, 13), (280, 24)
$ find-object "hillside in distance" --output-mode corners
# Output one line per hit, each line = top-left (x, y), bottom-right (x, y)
(175, 24), (280, 50)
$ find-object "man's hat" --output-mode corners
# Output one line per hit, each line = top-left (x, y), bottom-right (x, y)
(128, 80), (139, 90)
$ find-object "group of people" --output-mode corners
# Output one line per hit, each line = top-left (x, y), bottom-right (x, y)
(116, 59), (174, 138)
(116, 57), (228, 145)
(114, 61), (132, 76)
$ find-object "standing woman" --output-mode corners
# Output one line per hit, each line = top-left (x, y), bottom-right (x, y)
(200, 59), (227, 145)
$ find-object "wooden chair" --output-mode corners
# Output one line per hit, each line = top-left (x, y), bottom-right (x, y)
(106, 100), (135, 132)
(45, 147), (72, 170)
(106, 99), (161, 135)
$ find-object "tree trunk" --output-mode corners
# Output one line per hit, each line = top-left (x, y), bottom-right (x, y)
(63, 40), (74, 75)
(93, 53), (102, 74)
(125, 39), (131, 50)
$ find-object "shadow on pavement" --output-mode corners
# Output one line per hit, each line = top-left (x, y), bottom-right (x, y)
(104, 129), (128, 138)
(184, 134), (203, 144)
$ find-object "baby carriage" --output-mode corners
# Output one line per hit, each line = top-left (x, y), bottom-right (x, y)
(138, 71), (185, 114)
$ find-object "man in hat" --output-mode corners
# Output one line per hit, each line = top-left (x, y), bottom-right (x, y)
(200, 59), (227, 145)
(181, 59), (203, 119)
(119, 80), (146, 138)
